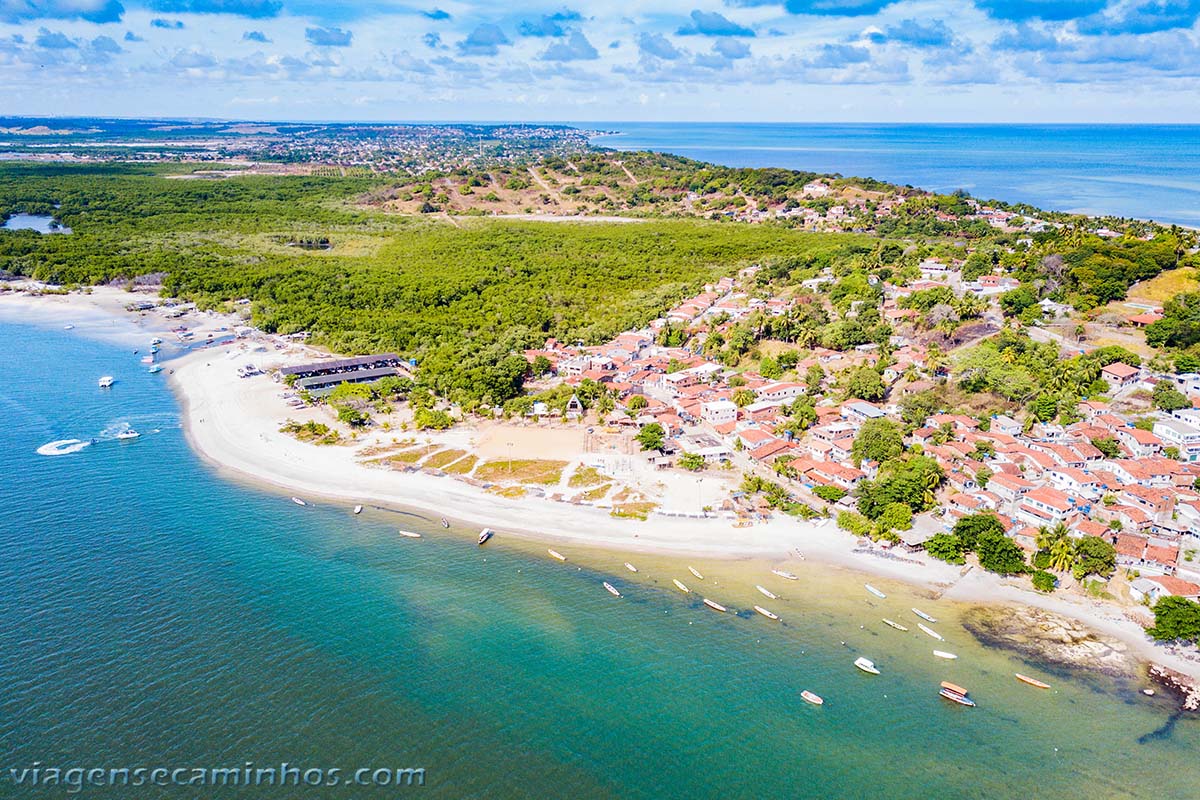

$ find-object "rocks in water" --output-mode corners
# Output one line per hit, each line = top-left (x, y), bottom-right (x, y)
(1149, 665), (1200, 712)
(962, 605), (1138, 678)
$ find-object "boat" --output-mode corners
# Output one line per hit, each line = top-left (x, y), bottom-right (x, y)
(603, 581), (622, 598)
(753, 605), (780, 620)
(64, 324), (74, 330)
(98, 376), (114, 388)
(150, 337), (162, 345)
(801, 690), (824, 706)
(440, 518), (450, 528)
(1015, 673), (1050, 689)
(115, 429), (140, 441)
(882, 618), (909, 631)
(148, 364), (163, 374)
(688, 566), (704, 580)
(397, 530), (422, 539)
(673, 579), (690, 593)
(918, 623), (944, 641)
(140, 356), (154, 365)
(547, 549), (567, 561)
(865, 584), (886, 599)
(939, 681), (976, 707)
(353, 505), (363, 514)
(624, 562), (638, 573)
(291, 497), (307, 506)
(933, 650), (957, 660)
(854, 657), (880, 675)
(702, 598), (726, 612)
(755, 585), (777, 600)
(912, 608), (938, 623)
(478, 528), (494, 545)
(771, 569), (799, 580)
(1143, 689), (1156, 696)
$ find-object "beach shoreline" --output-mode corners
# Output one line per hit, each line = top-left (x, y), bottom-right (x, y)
(5, 285), (1200, 683)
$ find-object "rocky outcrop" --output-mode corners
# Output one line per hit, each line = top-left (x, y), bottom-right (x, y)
(962, 605), (1138, 677)
(1149, 665), (1200, 712)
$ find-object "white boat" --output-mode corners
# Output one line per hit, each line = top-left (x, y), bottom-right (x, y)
(673, 579), (690, 593)
(939, 682), (976, 707)
(771, 569), (799, 580)
(854, 657), (880, 675)
(865, 584), (886, 599)
(918, 623), (945, 641)
(801, 690), (824, 706)
(933, 650), (957, 660)
(148, 364), (163, 374)
(478, 528), (494, 545)
(440, 518), (450, 528)
(64, 324), (74, 330)
(753, 605), (779, 621)
(115, 429), (140, 441)
(702, 598), (726, 612)
(397, 530), (422, 539)
(150, 337), (163, 345)
(912, 608), (938, 623)
(688, 566), (704, 580)
(603, 581), (622, 598)
(882, 618), (909, 632)
(547, 549), (567, 562)
(98, 376), (115, 388)
(755, 585), (777, 600)
(291, 497), (307, 506)
(353, 505), (363, 514)
(624, 562), (638, 573)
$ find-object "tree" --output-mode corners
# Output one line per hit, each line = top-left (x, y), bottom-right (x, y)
(925, 533), (967, 565)
(1147, 596), (1200, 643)
(952, 514), (1005, 552)
(857, 455), (944, 518)
(679, 452), (706, 471)
(531, 354), (552, 376)
(1072, 535), (1116, 580)
(1090, 436), (1121, 459)
(805, 364), (825, 394)
(852, 418), (904, 467)
(812, 485), (847, 503)
(733, 388), (757, 407)
(1000, 286), (1038, 317)
(336, 405), (369, 427)
(413, 407), (453, 430)
(627, 394), (648, 412)
(636, 423), (665, 452)
(878, 502), (913, 531)
(845, 366), (886, 403)
(1031, 570), (1057, 592)
(1152, 381), (1190, 412)
(976, 529), (1027, 575)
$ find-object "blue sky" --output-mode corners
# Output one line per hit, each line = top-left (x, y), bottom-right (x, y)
(1, 0), (1199, 121)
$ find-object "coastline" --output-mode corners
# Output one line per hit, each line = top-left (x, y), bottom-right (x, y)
(5, 286), (1200, 684)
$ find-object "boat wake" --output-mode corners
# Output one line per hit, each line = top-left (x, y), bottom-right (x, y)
(37, 439), (92, 456)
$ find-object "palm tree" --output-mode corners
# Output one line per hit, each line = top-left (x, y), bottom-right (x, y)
(1049, 534), (1076, 574)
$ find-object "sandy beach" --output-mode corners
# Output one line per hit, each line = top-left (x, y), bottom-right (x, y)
(5, 285), (1200, 681)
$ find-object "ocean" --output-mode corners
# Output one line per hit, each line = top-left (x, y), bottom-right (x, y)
(1, 314), (1199, 798)
(588, 123), (1200, 227)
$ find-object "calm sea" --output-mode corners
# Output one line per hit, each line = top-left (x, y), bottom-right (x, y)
(588, 123), (1200, 227)
(2, 315), (1199, 798)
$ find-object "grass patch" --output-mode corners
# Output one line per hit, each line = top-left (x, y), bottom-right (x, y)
(476, 459), (568, 485)
(423, 449), (468, 470)
(578, 483), (612, 502)
(443, 454), (478, 475)
(280, 420), (341, 445)
(1123, 267), (1197, 306)
(380, 444), (440, 465)
(568, 465), (607, 488)
(488, 485), (527, 499)
(611, 502), (656, 520)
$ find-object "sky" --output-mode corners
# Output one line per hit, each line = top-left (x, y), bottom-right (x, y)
(1, 0), (1199, 122)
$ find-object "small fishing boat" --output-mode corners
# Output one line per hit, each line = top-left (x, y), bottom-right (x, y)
(64, 324), (74, 330)
(148, 364), (163, 374)
(912, 608), (938, 623)
(771, 569), (799, 581)
(865, 584), (886, 599)
(477, 528), (494, 545)
(702, 598), (726, 613)
(353, 505), (363, 514)
(603, 581), (622, 598)
(753, 605), (779, 621)
(882, 618), (909, 631)
(115, 429), (140, 441)
(933, 650), (957, 660)
(688, 566), (704, 580)
(673, 579), (690, 593)
(291, 497), (307, 506)
(440, 518), (449, 528)
(755, 585), (777, 600)
(939, 681), (976, 707)
(150, 337), (163, 345)
(397, 530), (422, 539)
(624, 562), (638, 573)
(918, 623), (944, 641)
(1015, 673), (1050, 689)
(1142, 689), (1156, 697)
(547, 549), (567, 561)
(801, 690), (824, 706)
(854, 657), (880, 675)
(98, 376), (115, 388)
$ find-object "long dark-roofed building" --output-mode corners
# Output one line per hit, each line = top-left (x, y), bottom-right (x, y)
(280, 354), (408, 397)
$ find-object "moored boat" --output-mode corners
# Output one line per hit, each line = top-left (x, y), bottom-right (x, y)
(397, 530), (422, 539)
(771, 569), (799, 580)
(939, 681), (976, 707)
(753, 605), (779, 620)
(755, 585), (777, 600)
(918, 623), (944, 641)
(673, 579), (690, 593)
(440, 518), (449, 528)
(148, 364), (163, 374)
(624, 562), (638, 573)
(1015, 673), (1050, 689)
(865, 584), (886, 599)
(912, 608), (938, 623)
(478, 528), (494, 545)
(933, 650), (957, 660)
(150, 337), (163, 345)
(353, 505), (363, 514)
(688, 566), (704, 580)
(854, 657), (880, 675)
(801, 690), (824, 706)
(291, 497), (307, 506)
(882, 618), (909, 631)
(548, 549), (567, 561)
(98, 376), (115, 388)
(702, 598), (726, 612)
(603, 581), (622, 598)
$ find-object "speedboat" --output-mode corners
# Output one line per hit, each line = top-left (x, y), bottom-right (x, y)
(918, 623), (944, 641)
(912, 608), (938, 623)
(933, 650), (957, 660)
(702, 598), (726, 612)
(353, 505), (363, 514)
(150, 337), (163, 345)
(865, 584), (886, 599)
(673, 579), (690, 593)
(148, 364), (163, 374)
(754, 605), (780, 620)
(440, 518), (450, 528)
(115, 429), (140, 441)
(854, 657), (880, 675)
(801, 690), (824, 706)
(624, 562), (638, 573)
(397, 530), (422, 539)
(478, 528), (494, 545)
(882, 618), (909, 631)
(98, 376), (115, 388)
(291, 497), (307, 506)
(755, 585), (777, 600)
(939, 682), (976, 707)
(688, 566), (704, 580)
(603, 582), (622, 598)
(771, 569), (799, 580)
(548, 549), (567, 561)
(1015, 673), (1050, 689)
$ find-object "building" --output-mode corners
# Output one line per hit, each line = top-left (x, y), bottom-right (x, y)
(701, 400), (738, 426)
(1101, 362), (1141, 388)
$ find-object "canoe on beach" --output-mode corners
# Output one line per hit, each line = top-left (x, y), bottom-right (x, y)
(478, 528), (494, 545)
(673, 579), (690, 593)
(918, 623), (944, 641)
(771, 569), (799, 580)
(753, 605), (779, 621)
(603, 582), (622, 598)
(702, 598), (726, 613)
(933, 650), (957, 660)
(397, 530), (422, 539)
(755, 585), (777, 600)
(1015, 673), (1050, 689)
(865, 584), (886, 599)
(912, 608), (937, 623)
(624, 562), (638, 573)
(547, 549), (567, 561)
(882, 618), (909, 631)
(688, 566), (704, 580)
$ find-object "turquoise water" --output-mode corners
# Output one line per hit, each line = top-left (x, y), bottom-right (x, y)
(2, 317), (1199, 798)
(588, 123), (1200, 227)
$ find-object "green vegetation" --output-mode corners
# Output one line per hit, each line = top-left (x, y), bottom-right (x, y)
(475, 459), (567, 485)
(636, 423), (665, 452)
(1147, 596), (1200, 644)
(279, 419), (340, 445)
